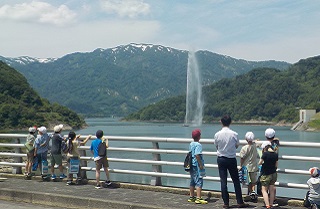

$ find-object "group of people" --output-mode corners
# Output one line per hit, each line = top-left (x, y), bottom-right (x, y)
(187, 115), (280, 209)
(24, 125), (111, 189)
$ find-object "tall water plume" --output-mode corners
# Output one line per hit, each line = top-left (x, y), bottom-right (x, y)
(184, 51), (204, 126)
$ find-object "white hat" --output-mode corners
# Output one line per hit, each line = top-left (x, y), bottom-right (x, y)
(245, 132), (254, 141)
(37, 126), (47, 133)
(28, 127), (36, 133)
(265, 128), (275, 139)
(261, 141), (272, 149)
(309, 167), (320, 177)
(54, 124), (63, 133)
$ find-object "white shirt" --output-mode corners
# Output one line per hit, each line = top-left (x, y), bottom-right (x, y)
(308, 177), (320, 204)
(214, 127), (239, 158)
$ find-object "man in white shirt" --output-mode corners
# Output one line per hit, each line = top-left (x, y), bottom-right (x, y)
(214, 115), (249, 209)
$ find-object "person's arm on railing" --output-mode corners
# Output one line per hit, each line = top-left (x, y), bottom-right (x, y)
(80, 135), (91, 146)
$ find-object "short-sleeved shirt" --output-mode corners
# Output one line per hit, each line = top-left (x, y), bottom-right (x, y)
(90, 138), (102, 161)
(307, 177), (320, 205)
(67, 140), (80, 158)
(34, 133), (50, 154)
(26, 134), (36, 152)
(189, 141), (204, 167)
(240, 143), (258, 172)
(51, 133), (63, 155)
(214, 127), (239, 158)
(261, 151), (278, 175)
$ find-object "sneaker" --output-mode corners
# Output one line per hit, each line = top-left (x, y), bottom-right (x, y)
(51, 174), (56, 180)
(187, 196), (196, 202)
(105, 180), (112, 186)
(95, 184), (102, 189)
(59, 173), (67, 179)
(195, 198), (208, 204)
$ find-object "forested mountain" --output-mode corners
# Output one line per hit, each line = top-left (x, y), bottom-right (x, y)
(0, 43), (290, 117)
(125, 55), (320, 123)
(0, 61), (85, 131)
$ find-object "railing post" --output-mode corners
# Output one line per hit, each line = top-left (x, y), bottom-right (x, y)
(79, 149), (87, 180)
(151, 142), (162, 186)
(13, 138), (23, 174)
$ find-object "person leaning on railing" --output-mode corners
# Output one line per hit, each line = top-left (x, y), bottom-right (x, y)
(258, 141), (278, 209)
(66, 132), (91, 185)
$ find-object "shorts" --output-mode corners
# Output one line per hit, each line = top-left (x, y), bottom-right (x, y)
(26, 151), (34, 162)
(95, 157), (109, 171)
(189, 167), (203, 188)
(260, 172), (277, 187)
(50, 154), (63, 166)
(248, 171), (258, 184)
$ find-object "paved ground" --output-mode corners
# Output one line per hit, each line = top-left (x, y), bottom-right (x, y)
(0, 173), (307, 209)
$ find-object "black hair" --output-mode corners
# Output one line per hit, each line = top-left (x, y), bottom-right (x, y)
(96, 130), (104, 138)
(67, 131), (76, 154)
(221, 115), (232, 126)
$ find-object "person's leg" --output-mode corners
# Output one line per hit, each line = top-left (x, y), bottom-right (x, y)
(217, 157), (229, 206)
(261, 185), (270, 207)
(269, 185), (275, 205)
(50, 155), (55, 175)
(228, 158), (244, 204)
(95, 159), (102, 186)
(188, 169), (196, 202)
(103, 158), (110, 182)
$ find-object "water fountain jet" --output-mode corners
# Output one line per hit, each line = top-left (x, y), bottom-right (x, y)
(184, 51), (204, 127)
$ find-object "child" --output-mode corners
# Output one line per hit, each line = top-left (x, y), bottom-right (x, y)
(66, 131), (91, 185)
(34, 126), (51, 180)
(239, 131), (258, 202)
(264, 128), (280, 154)
(25, 126), (37, 178)
(258, 141), (278, 209)
(187, 129), (207, 204)
(50, 124), (66, 180)
(90, 130), (111, 189)
(305, 167), (320, 208)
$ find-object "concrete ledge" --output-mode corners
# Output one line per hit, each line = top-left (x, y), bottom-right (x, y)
(0, 188), (169, 209)
(0, 173), (305, 208)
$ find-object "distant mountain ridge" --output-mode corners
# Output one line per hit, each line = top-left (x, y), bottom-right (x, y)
(0, 61), (85, 131)
(0, 43), (291, 117)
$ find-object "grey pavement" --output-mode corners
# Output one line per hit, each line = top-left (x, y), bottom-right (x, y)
(0, 174), (306, 209)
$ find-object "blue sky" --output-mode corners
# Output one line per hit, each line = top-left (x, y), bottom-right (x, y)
(0, 0), (319, 63)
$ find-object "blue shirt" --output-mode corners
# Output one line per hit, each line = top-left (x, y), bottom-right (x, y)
(189, 141), (203, 167)
(34, 133), (51, 154)
(90, 138), (102, 160)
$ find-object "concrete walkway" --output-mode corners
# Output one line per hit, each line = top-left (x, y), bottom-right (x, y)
(0, 174), (306, 209)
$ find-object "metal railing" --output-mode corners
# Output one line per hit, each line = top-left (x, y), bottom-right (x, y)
(0, 133), (317, 192)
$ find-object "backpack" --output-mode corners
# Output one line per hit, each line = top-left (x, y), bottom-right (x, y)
(183, 151), (192, 172)
(61, 140), (70, 154)
(98, 140), (107, 157)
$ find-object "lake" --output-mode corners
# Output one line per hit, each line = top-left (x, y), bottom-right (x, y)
(63, 118), (319, 199)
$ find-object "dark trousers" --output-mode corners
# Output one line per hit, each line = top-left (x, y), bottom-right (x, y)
(217, 156), (244, 205)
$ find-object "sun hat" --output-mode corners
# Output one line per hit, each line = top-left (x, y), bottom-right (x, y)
(192, 129), (201, 139)
(265, 128), (275, 139)
(28, 126), (36, 133)
(54, 124), (63, 133)
(261, 141), (272, 149)
(309, 167), (320, 177)
(96, 130), (104, 138)
(245, 132), (254, 141)
(37, 126), (47, 133)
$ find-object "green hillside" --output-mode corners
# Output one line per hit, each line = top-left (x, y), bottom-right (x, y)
(2, 44), (290, 117)
(0, 61), (85, 131)
(125, 55), (320, 124)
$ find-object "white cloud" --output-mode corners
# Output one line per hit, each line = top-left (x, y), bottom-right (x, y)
(100, 0), (150, 18)
(0, 1), (76, 26)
